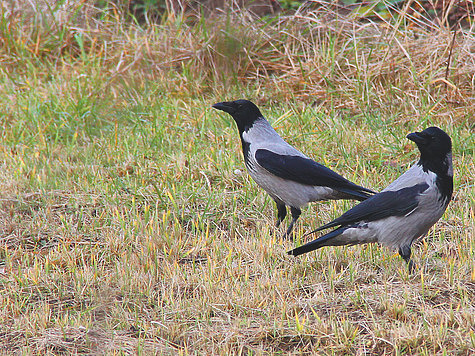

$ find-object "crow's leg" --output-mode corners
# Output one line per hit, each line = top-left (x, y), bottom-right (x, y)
(399, 245), (415, 273)
(283, 207), (301, 240)
(275, 201), (287, 228)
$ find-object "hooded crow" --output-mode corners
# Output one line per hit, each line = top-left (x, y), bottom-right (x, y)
(212, 99), (375, 239)
(288, 126), (453, 270)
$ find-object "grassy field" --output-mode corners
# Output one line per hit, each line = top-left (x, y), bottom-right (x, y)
(0, 1), (474, 354)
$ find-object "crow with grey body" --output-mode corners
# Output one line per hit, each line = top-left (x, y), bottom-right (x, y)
(288, 126), (453, 270)
(212, 99), (375, 239)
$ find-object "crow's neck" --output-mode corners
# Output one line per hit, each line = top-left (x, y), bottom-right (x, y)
(419, 152), (453, 205)
(240, 138), (251, 163)
(236, 121), (257, 163)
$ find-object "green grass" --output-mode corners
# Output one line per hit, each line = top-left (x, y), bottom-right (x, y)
(0, 2), (473, 354)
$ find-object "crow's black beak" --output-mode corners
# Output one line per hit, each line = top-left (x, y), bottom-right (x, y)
(212, 101), (237, 115)
(407, 131), (427, 145)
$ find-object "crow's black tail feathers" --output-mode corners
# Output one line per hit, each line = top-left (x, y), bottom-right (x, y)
(338, 186), (375, 201)
(287, 228), (344, 257)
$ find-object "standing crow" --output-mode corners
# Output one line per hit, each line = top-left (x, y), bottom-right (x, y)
(212, 99), (374, 239)
(288, 126), (453, 271)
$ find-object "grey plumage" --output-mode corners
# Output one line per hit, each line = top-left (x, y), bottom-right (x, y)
(212, 99), (375, 238)
(243, 119), (343, 208)
(288, 126), (454, 271)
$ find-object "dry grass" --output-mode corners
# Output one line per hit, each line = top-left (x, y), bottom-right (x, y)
(0, 1), (473, 354)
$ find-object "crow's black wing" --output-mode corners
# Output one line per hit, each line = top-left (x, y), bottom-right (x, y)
(312, 183), (430, 233)
(255, 149), (374, 199)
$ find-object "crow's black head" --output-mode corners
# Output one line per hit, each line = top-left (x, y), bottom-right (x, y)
(407, 126), (452, 159)
(212, 99), (263, 134)
(407, 126), (453, 180)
